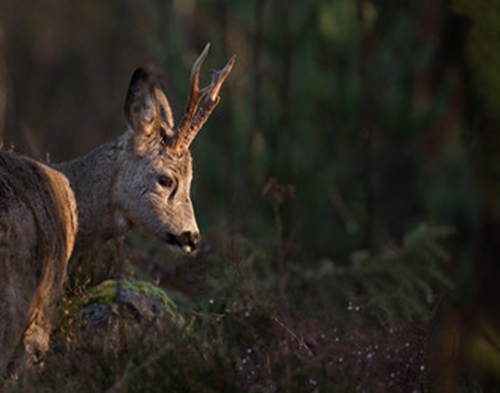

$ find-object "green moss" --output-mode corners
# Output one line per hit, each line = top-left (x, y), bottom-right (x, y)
(86, 278), (185, 326)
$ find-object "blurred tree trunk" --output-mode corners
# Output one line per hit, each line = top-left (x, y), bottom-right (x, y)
(357, 0), (375, 250)
(474, 117), (500, 318)
(0, 24), (6, 145)
(426, 0), (500, 389)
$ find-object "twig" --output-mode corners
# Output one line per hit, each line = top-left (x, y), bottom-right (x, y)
(272, 315), (314, 357)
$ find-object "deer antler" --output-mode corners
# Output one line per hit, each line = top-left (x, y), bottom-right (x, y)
(169, 43), (236, 155)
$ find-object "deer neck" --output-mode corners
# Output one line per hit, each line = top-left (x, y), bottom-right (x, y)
(52, 134), (131, 253)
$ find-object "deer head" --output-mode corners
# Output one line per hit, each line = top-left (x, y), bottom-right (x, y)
(113, 44), (235, 253)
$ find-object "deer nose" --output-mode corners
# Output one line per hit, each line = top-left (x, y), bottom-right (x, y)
(178, 231), (201, 253)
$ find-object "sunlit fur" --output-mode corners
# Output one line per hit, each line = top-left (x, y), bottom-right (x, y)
(0, 152), (77, 375)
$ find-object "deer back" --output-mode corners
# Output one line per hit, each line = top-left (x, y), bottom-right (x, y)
(0, 150), (77, 374)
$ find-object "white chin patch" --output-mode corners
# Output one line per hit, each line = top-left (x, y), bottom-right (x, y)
(181, 244), (193, 254)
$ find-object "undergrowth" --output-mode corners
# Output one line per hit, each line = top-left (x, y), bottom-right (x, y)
(1, 216), (454, 392)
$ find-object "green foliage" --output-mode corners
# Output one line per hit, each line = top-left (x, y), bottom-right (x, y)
(291, 223), (454, 321)
(357, 226), (447, 318)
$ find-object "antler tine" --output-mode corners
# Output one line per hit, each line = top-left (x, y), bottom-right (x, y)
(170, 46), (236, 155)
(172, 44), (211, 146)
(190, 43), (210, 90)
(205, 54), (236, 103)
(185, 54), (235, 138)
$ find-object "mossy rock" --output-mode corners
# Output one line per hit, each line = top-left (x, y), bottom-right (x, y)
(78, 278), (185, 353)
(84, 278), (184, 325)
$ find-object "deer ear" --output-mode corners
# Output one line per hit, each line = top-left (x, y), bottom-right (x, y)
(154, 88), (175, 131)
(124, 67), (176, 150)
(124, 67), (160, 138)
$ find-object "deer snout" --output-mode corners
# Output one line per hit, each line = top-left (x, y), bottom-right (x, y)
(177, 231), (200, 254)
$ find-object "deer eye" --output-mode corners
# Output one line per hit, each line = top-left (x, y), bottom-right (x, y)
(157, 175), (173, 188)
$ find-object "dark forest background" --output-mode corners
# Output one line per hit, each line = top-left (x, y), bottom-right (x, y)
(1, 0), (500, 391)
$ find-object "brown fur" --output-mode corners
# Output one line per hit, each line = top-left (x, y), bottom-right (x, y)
(0, 151), (77, 375)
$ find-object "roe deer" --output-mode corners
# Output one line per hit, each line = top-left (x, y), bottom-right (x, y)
(0, 44), (235, 375)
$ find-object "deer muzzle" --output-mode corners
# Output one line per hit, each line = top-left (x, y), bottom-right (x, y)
(168, 231), (200, 254)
